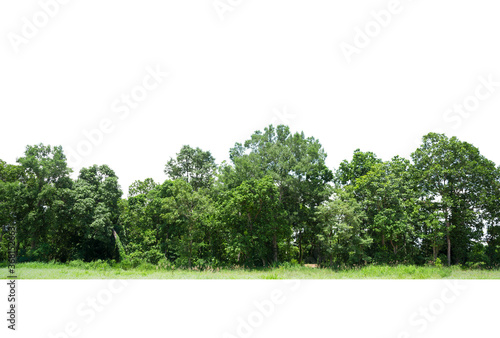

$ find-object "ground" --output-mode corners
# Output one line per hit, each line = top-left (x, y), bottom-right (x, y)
(2, 262), (500, 279)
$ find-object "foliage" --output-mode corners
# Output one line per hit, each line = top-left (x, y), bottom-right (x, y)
(1, 128), (499, 272)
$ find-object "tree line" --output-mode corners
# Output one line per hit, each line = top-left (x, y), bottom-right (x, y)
(1, 125), (499, 268)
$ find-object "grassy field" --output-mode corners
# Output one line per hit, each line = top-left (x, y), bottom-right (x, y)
(2, 262), (500, 279)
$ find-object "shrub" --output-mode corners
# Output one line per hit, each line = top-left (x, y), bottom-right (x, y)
(156, 258), (175, 270)
(280, 259), (299, 269)
(465, 261), (486, 270)
(88, 259), (111, 270)
(67, 260), (86, 268)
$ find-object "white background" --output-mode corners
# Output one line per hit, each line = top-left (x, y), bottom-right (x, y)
(1, 0), (499, 337)
(1, 0), (499, 192)
(1, 280), (499, 337)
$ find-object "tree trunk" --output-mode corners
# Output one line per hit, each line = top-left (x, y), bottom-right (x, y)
(299, 231), (303, 264)
(390, 239), (396, 255)
(188, 238), (192, 269)
(446, 221), (451, 266)
(272, 233), (278, 263)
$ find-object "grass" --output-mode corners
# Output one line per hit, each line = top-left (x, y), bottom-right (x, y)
(2, 261), (500, 279)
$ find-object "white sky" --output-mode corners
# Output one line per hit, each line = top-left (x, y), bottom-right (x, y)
(1, 0), (499, 195)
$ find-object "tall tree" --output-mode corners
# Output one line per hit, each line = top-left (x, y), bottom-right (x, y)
(117, 178), (166, 264)
(411, 133), (498, 266)
(161, 179), (213, 268)
(219, 176), (287, 266)
(354, 156), (417, 261)
(225, 125), (333, 264)
(73, 165), (122, 261)
(15, 144), (73, 260)
(0, 160), (24, 260)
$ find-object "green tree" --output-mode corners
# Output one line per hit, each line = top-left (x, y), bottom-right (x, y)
(336, 149), (382, 186)
(15, 144), (73, 260)
(165, 145), (216, 191)
(355, 156), (417, 262)
(0, 160), (24, 261)
(161, 179), (213, 268)
(224, 125), (333, 264)
(411, 133), (498, 266)
(73, 165), (122, 261)
(484, 166), (500, 265)
(316, 192), (371, 266)
(117, 178), (166, 264)
(219, 176), (287, 266)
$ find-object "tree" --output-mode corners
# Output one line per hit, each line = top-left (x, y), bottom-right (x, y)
(224, 125), (333, 264)
(316, 191), (371, 266)
(354, 156), (417, 262)
(161, 179), (213, 268)
(15, 144), (73, 260)
(73, 165), (122, 261)
(118, 178), (165, 264)
(129, 178), (158, 197)
(0, 160), (24, 261)
(484, 166), (500, 265)
(219, 176), (287, 266)
(336, 149), (382, 186)
(164, 145), (216, 190)
(411, 133), (498, 266)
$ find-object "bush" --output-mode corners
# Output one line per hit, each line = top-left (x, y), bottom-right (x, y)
(136, 262), (156, 271)
(438, 268), (452, 278)
(468, 243), (489, 267)
(372, 249), (392, 265)
(156, 258), (175, 270)
(67, 260), (86, 269)
(465, 261), (486, 270)
(280, 259), (299, 269)
(144, 250), (164, 265)
(88, 259), (111, 270)
(126, 249), (164, 265)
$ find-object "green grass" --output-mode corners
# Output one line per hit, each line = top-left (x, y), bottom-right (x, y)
(2, 262), (500, 279)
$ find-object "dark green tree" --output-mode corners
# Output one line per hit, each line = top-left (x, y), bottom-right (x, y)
(73, 165), (122, 261)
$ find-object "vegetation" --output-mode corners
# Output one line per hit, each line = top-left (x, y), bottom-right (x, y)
(2, 261), (500, 279)
(1, 125), (500, 276)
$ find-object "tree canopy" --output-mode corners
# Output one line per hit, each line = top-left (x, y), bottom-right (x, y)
(1, 127), (499, 268)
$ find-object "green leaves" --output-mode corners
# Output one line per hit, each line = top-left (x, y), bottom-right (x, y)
(164, 145), (216, 191)
(1, 129), (499, 268)
(72, 165), (123, 261)
(225, 125), (333, 264)
(316, 192), (370, 265)
(412, 133), (499, 265)
(218, 175), (286, 266)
